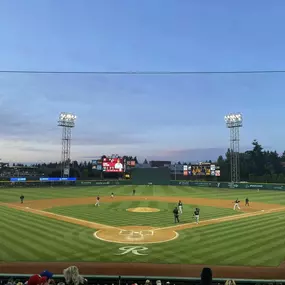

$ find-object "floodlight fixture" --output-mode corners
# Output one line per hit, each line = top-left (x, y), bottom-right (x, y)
(224, 113), (243, 128)
(58, 112), (76, 128)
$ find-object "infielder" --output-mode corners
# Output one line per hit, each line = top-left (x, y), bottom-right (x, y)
(20, 194), (24, 204)
(233, 198), (241, 210)
(193, 208), (200, 224)
(111, 192), (114, 198)
(178, 200), (183, 214)
(95, 196), (100, 206)
(245, 197), (249, 206)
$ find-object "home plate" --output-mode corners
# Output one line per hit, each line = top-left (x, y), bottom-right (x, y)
(25, 207), (30, 209)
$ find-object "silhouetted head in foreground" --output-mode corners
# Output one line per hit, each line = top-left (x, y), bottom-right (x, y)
(201, 267), (212, 285)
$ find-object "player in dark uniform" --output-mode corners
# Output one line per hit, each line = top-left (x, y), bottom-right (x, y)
(193, 208), (200, 224)
(20, 195), (24, 204)
(245, 197), (249, 206)
(132, 189), (136, 196)
(173, 207), (179, 223)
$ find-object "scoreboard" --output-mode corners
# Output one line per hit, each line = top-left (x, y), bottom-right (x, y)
(183, 163), (220, 177)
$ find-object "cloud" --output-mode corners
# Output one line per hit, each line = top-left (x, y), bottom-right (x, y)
(148, 147), (226, 162)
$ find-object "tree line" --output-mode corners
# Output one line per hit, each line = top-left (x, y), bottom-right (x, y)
(3, 143), (285, 183)
(217, 140), (285, 183)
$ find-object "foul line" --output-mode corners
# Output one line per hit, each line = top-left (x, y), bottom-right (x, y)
(155, 207), (285, 231)
(2, 202), (285, 235)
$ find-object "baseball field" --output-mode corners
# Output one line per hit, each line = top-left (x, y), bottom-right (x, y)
(1, 185), (285, 279)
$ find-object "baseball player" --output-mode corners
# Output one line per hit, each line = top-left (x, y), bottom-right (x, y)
(20, 194), (24, 204)
(95, 196), (100, 206)
(233, 198), (241, 210)
(178, 200), (183, 214)
(245, 197), (249, 206)
(111, 192), (114, 198)
(132, 189), (136, 196)
(173, 207), (179, 223)
(193, 208), (200, 224)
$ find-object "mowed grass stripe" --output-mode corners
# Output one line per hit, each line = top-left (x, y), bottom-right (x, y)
(176, 212), (285, 266)
(173, 186), (285, 205)
(0, 185), (126, 202)
(48, 201), (240, 227)
(0, 207), (86, 260)
(187, 212), (285, 254)
(0, 207), (103, 262)
(2, 185), (285, 205)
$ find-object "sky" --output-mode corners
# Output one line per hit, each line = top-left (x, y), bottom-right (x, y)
(0, 0), (285, 163)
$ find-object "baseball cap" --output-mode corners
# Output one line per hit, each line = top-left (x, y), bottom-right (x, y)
(40, 270), (53, 280)
(28, 275), (48, 285)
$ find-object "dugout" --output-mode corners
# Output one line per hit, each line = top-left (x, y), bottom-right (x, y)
(131, 168), (170, 185)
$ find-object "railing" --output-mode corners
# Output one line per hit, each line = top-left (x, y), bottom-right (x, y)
(0, 275), (284, 285)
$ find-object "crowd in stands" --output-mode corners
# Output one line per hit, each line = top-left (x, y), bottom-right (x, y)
(0, 267), (283, 285)
(0, 168), (43, 178)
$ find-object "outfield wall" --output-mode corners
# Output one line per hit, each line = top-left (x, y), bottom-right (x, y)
(1, 179), (285, 190)
(75, 180), (285, 190)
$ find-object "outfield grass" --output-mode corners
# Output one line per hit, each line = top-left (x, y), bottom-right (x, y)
(1, 185), (285, 266)
(48, 201), (241, 227)
(1, 185), (285, 205)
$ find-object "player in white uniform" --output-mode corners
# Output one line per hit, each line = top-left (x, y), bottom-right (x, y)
(178, 200), (183, 214)
(233, 199), (241, 210)
(111, 193), (114, 198)
(95, 196), (100, 206)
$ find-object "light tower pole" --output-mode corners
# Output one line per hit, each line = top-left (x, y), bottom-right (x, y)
(224, 113), (243, 183)
(58, 112), (76, 178)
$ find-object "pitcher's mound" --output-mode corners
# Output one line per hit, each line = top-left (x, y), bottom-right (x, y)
(94, 226), (178, 244)
(127, 207), (160, 213)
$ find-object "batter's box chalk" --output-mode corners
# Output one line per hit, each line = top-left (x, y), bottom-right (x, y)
(141, 230), (154, 236)
(119, 230), (133, 235)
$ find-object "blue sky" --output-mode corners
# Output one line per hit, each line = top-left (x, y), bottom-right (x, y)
(0, 0), (285, 163)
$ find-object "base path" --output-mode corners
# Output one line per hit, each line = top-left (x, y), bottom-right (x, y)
(7, 196), (281, 211)
(1, 262), (285, 280)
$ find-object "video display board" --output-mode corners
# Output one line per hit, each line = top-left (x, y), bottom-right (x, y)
(102, 157), (124, 172)
(183, 163), (220, 176)
(92, 159), (102, 170)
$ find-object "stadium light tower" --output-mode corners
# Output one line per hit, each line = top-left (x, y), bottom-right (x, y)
(224, 113), (243, 183)
(58, 112), (76, 177)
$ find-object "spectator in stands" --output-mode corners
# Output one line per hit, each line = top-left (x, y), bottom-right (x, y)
(63, 266), (87, 285)
(225, 281), (236, 285)
(27, 275), (49, 285)
(201, 267), (212, 285)
(145, 280), (152, 285)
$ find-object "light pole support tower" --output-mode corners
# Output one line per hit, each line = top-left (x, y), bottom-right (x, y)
(58, 112), (76, 177)
(224, 113), (243, 183)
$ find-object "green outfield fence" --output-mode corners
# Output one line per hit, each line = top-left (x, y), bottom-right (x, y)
(0, 274), (284, 284)
(1, 179), (285, 190)
(74, 180), (285, 190)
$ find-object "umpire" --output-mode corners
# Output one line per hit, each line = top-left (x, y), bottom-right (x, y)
(173, 207), (180, 223)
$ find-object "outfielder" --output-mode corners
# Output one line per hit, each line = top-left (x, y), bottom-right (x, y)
(233, 198), (241, 210)
(193, 208), (200, 224)
(178, 200), (183, 214)
(95, 196), (100, 206)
